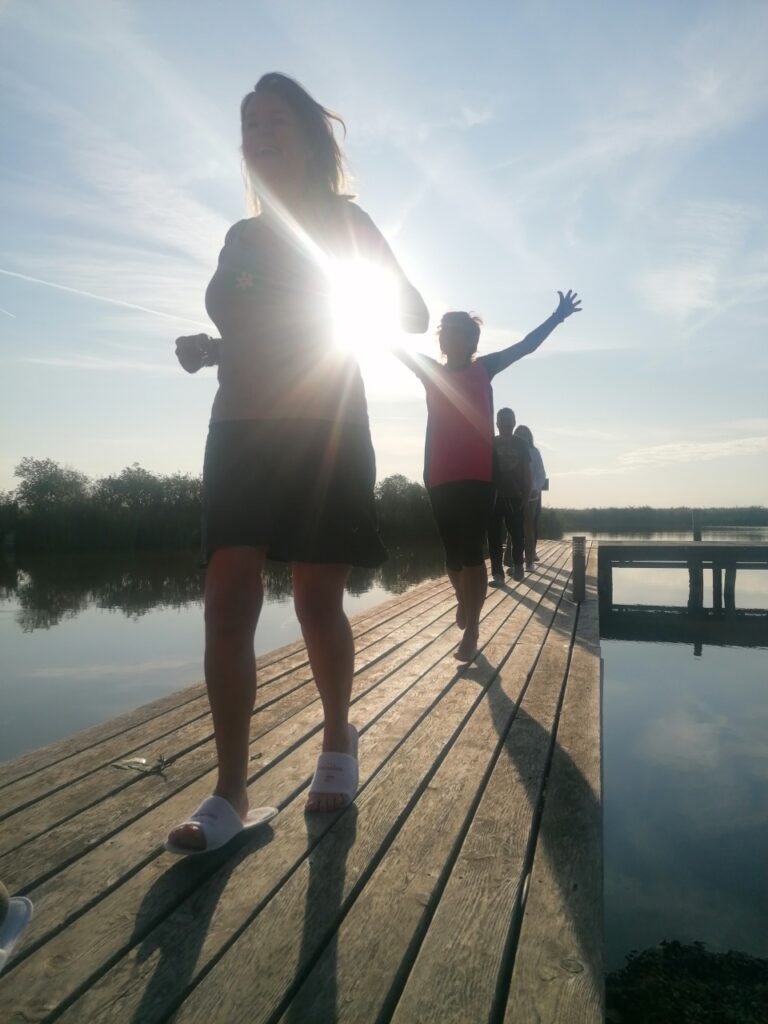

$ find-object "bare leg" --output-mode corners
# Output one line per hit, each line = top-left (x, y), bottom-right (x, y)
(167, 546), (266, 851)
(293, 563), (355, 813)
(456, 564), (487, 661)
(447, 567), (467, 628)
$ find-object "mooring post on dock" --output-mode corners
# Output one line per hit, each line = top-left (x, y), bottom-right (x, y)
(724, 564), (737, 615)
(692, 509), (702, 542)
(688, 558), (704, 612)
(572, 535), (586, 603)
(597, 544), (612, 617)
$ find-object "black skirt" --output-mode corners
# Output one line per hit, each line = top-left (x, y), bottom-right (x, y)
(202, 418), (387, 568)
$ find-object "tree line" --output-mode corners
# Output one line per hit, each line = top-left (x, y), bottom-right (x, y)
(1, 458), (765, 553)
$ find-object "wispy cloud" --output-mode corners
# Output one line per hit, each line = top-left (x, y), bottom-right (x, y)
(20, 353), (180, 376)
(1, 65), (230, 264)
(637, 200), (768, 327)
(621, 436), (768, 466)
(554, 465), (631, 479)
(0, 267), (209, 328)
(0, 305), (16, 318)
(549, 426), (628, 442)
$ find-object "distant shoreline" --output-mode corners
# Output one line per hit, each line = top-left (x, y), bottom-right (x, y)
(2, 458), (766, 553)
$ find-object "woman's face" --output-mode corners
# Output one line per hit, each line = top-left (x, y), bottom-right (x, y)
(242, 91), (311, 198)
(439, 323), (474, 364)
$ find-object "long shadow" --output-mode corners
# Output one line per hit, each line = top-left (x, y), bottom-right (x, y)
(462, 612), (602, 1008)
(282, 805), (359, 1024)
(128, 825), (274, 1024)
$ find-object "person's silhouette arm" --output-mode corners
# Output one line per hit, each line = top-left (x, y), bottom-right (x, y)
(392, 348), (438, 381)
(175, 334), (219, 373)
(352, 207), (429, 334)
(487, 290), (581, 375)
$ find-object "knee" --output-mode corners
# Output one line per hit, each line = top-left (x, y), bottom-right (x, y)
(293, 584), (342, 630)
(205, 576), (262, 635)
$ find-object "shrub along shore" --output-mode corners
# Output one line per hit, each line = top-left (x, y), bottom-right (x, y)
(1, 458), (766, 553)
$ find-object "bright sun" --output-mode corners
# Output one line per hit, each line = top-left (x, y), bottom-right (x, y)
(328, 259), (401, 356)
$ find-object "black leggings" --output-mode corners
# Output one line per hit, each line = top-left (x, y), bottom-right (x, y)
(428, 481), (495, 572)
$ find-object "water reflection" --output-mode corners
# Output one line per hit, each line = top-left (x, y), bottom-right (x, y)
(0, 543), (446, 633)
(602, 596), (768, 981)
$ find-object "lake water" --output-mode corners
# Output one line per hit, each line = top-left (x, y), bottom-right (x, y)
(596, 527), (768, 981)
(2, 527), (767, 986)
(0, 543), (445, 761)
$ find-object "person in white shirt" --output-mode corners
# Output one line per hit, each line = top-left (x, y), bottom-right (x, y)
(514, 425), (547, 568)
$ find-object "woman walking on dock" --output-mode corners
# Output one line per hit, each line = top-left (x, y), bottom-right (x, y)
(514, 424), (548, 570)
(169, 73), (428, 853)
(396, 292), (580, 662)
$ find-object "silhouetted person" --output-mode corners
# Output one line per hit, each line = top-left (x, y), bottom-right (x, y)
(395, 290), (581, 662)
(514, 424), (547, 568)
(489, 408), (531, 584)
(169, 73), (428, 852)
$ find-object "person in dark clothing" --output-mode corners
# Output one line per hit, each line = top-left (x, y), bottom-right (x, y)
(489, 408), (531, 584)
(169, 73), (428, 851)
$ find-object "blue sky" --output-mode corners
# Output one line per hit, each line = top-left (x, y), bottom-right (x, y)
(1, 0), (767, 507)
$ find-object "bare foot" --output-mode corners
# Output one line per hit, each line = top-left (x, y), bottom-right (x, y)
(167, 789), (248, 852)
(455, 628), (479, 662)
(456, 603), (467, 629)
(305, 727), (357, 814)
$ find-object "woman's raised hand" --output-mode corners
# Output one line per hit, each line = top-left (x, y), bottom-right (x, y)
(175, 334), (212, 374)
(554, 290), (582, 322)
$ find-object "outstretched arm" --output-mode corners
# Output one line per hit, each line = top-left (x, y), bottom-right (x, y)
(396, 274), (430, 334)
(353, 206), (429, 334)
(489, 290), (581, 375)
(392, 347), (437, 381)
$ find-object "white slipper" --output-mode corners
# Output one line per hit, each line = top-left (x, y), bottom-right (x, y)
(307, 724), (359, 809)
(0, 887), (33, 972)
(163, 795), (277, 857)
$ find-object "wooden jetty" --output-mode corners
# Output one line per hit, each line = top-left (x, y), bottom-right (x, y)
(0, 540), (602, 1024)
(598, 541), (768, 652)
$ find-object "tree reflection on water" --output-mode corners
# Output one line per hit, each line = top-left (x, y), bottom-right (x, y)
(0, 543), (446, 632)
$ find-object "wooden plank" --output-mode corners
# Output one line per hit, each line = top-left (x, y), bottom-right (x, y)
(268, 566), (575, 1024)
(2, 545), (559, 827)
(0, 566), (546, 1022)
(0, 544), (561, 823)
(0, 587), (466, 883)
(19, 556), (572, 1024)
(387, 579), (579, 1023)
(3, 561), (561, 958)
(0, 573), (452, 788)
(504, 544), (603, 1022)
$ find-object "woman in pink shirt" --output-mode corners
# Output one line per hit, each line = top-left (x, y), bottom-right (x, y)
(396, 292), (580, 661)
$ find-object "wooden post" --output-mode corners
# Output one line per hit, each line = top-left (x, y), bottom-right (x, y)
(692, 510), (702, 542)
(597, 546), (612, 617)
(724, 565), (737, 615)
(687, 559), (703, 612)
(572, 536), (586, 603)
(712, 565), (723, 614)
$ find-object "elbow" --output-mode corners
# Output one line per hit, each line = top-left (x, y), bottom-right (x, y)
(401, 297), (430, 334)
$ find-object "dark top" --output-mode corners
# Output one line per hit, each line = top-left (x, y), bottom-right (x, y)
(204, 198), (395, 424)
(493, 433), (531, 499)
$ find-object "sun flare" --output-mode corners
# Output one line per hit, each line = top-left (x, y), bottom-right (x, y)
(328, 259), (401, 356)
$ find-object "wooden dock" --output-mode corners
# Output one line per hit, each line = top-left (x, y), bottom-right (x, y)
(0, 540), (602, 1024)
(598, 541), (768, 652)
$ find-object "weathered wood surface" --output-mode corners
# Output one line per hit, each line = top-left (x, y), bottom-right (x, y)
(0, 540), (603, 1023)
